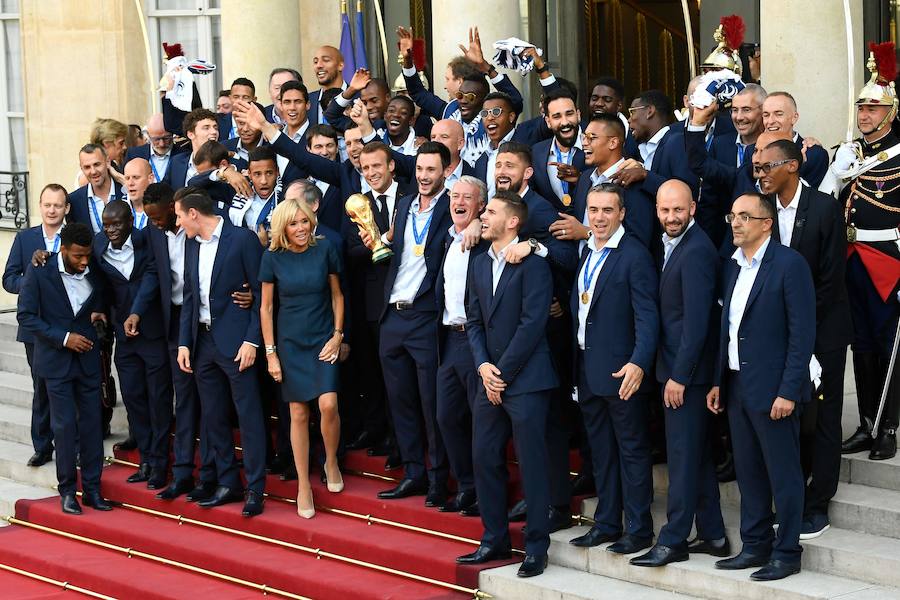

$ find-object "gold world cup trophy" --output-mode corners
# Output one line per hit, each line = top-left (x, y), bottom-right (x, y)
(345, 193), (393, 263)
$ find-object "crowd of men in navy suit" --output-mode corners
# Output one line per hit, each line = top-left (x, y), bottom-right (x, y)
(4, 23), (896, 584)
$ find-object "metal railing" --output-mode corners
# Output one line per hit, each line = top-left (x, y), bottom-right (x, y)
(0, 170), (28, 231)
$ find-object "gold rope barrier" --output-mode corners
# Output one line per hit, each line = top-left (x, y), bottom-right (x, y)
(0, 562), (117, 599)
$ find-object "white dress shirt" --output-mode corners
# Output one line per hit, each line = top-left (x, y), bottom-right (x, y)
(42, 225), (61, 253)
(274, 120), (310, 176)
(388, 196), (438, 303)
(375, 180), (399, 223)
(486, 127), (517, 199)
(102, 235), (135, 280)
(386, 128), (418, 156)
(487, 237), (519, 293)
(638, 125), (670, 171)
(577, 225), (624, 348)
(196, 217), (225, 325)
(444, 161), (465, 192)
(547, 137), (580, 201)
(727, 236), (772, 370)
(776, 182), (804, 247)
(166, 227), (186, 306)
(86, 182), (117, 233)
(58, 253), (93, 347)
(149, 149), (171, 182)
(125, 197), (148, 230)
(441, 226), (470, 326)
(735, 134), (749, 168)
(662, 219), (695, 270)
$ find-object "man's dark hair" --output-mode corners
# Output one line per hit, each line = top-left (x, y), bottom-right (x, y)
(389, 94), (415, 114)
(269, 67), (302, 84)
(174, 186), (200, 202)
(177, 191), (216, 216)
(248, 145), (277, 168)
(416, 141), (451, 170)
(194, 140), (229, 167)
(306, 124), (339, 149)
(365, 78), (391, 96)
(231, 77), (255, 94)
(542, 86), (578, 114)
(497, 141), (533, 167)
(492, 190), (528, 229)
(448, 56), (480, 80)
(556, 77), (579, 104)
(635, 89), (673, 122)
(41, 183), (69, 204)
(764, 138), (804, 167)
(589, 182), (625, 210)
(483, 91), (517, 116)
(279, 80), (309, 102)
(360, 141), (393, 163)
(79, 143), (107, 158)
(217, 89), (231, 99)
(182, 108), (218, 136)
(738, 191), (775, 220)
(462, 72), (489, 95)
(60, 222), (93, 248)
(588, 112), (626, 142)
(102, 199), (131, 221)
(592, 77), (625, 100)
(143, 182), (175, 207)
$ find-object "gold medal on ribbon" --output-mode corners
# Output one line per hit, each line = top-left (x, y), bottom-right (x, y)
(581, 291), (590, 304)
(878, 151), (889, 162)
(413, 244), (424, 257)
(561, 193), (572, 207)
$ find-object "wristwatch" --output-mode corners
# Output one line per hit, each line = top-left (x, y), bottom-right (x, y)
(527, 238), (539, 254)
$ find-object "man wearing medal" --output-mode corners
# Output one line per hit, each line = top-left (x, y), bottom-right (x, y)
(829, 42), (900, 461)
(568, 182), (659, 553)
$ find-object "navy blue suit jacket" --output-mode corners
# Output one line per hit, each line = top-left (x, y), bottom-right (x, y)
(4, 226), (47, 343)
(92, 229), (164, 342)
(67, 183), (125, 230)
(572, 169), (655, 248)
(145, 224), (180, 335)
(656, 224), (718, 386)
(529, 138), (586, 212)
(222, 136), (270, 173)
(179, 221), (264, 356)
(467, 252), (558, 395)
(404, 71), (524, 121)
(168, 152), (192, 190)
(571, 233), (659, 397)
(218, 113), (236, 141)
(263, 104), (279, 124)
(379, 191), (452, 320)
(641, 127), (700, 199)
(715, 240), (816, 409)
(16, 256), (106, 379)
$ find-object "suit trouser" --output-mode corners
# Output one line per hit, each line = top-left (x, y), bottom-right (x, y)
(168, 305), (215, 483)
(193, 328), (267, 493)
(578, 367), (654, 539)
(23, 342), (53, 455)
(727, 371), (803, 564)
(114, 334), (173, 470)
(361, 319), (391, 439)
(657, 384), (725, 548)
(546, 312), (575, 508)
(801, 348), (846, 517)
(44, 362), (103, 496)
(379, 307), (448, 485)
(473, 388), (552, 556)
(436, 329), (477, 492)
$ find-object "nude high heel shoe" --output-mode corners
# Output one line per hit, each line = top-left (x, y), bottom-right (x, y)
(297, 488), (315, 519)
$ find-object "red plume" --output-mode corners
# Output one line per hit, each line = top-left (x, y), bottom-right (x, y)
(720, 15), (745, 50)
(162, 43), (184, 60)
(412, 39), (427, 72)
(870, 41), (898, 82)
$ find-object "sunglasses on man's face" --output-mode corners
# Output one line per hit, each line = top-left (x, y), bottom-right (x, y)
(479, 107), (504, 119)
(455, 91), (479, 103)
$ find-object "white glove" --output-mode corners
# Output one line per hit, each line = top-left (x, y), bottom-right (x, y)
(833, 141), (859, 174)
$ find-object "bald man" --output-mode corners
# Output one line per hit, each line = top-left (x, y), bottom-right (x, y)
(309, 46), (347, 124)
(430, 119), (475, 190)
(631, 179), (728, 567)
(123, 159), (153, 230)
(125, 113), (177, 183)
(760, 92), (829, 188)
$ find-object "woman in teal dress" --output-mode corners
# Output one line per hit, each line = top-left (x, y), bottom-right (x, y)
(259, 197), (345, 519)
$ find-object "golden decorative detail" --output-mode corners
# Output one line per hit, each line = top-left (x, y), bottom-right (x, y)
(659, 29), (676, 104)
(635, 14), (649, 92)
(410, 0), (425, 39)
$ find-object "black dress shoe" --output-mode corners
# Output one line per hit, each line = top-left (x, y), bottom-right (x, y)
(841, 425), (873, 454)
(346, 430), (377, 451)
(279, 463), (298, 481)
(460, 501), (481, 517)
(242, 490), (264, 517)
(197, 486), (243, 508)
(60, 494), (82, 515)
(456, 544), (512, 564)
(508, 499), (527, 522)
(384, 451), (402, 471)
(687, 536), (732, 557)
(716, 452), (736, 483)
(870, 430), (897, 460)
(570, 472), (594, 496)
(439, 489), (477, 513)
(266, 453), (290, 475)
(147, 468), (167, 490)
(367, 440), (393, 457)
(115, 436), (137, 451)
(630, 544), (688, 567)
(156, 478), (194, 500)
(425, 485), (448, 508)
(516, 554), (548, 578)
(548, 506), (573, 533)
(27, 450), (53, 467)
(751, 559), (801, 581)
(569, 527), (621, 547)
(607, 534), (653, 554)
(715, 550), (770, 570)
(377, 478), (428, 499)
(186, 480), (217, 502)
(82, 492), (113, 511)
(126, 463), (151, 483)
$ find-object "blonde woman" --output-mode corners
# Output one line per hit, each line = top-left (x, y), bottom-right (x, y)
(76, 118), (129, 188)
(259, 198), (345, 519)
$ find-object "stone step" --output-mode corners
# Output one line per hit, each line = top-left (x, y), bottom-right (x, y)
(0, 340), (30, 377)
(548, 524), (900, 600)
(0, 477), (52, 524)
(0, 403), (129, 447)
(0, 371), (34, 409)
(842, 451), (900, 493)
(0, 436), (126, 492)
(479, 562), (701, 600)
(0, 313), (18, 343)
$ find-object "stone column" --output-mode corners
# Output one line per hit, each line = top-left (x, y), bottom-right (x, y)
(297, 0), (342, 88)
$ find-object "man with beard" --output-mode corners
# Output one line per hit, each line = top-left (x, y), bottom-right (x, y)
(309, 46), (348, 124)
(711, 85), (766, 170)
(530, 88), (585, 211)
(474, 93), (544, 198)
(630, 180), (728, 567)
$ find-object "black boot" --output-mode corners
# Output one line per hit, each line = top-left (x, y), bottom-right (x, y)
(842, 353), (880, 454)
(871, 368), (898, 461)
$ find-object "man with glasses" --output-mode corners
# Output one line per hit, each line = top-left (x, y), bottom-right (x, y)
(755, 139), (851, 539)
(125, 113), (183, 186)
(708, 192), (815, 581)
(473, 92), (541, 198)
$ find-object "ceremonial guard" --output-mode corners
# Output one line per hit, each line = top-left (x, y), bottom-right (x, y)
(825, 43), (900, 460)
